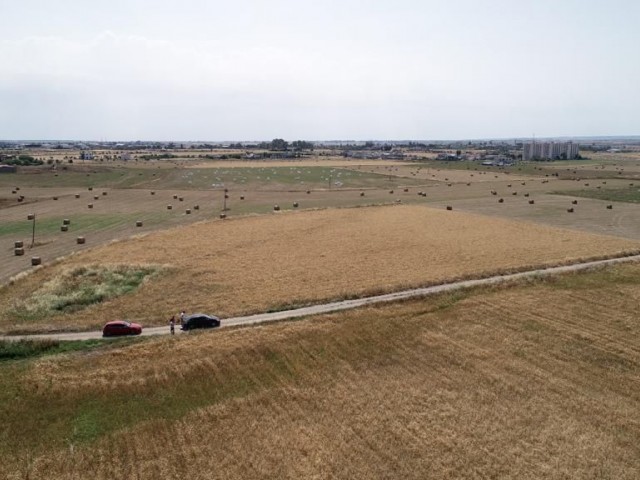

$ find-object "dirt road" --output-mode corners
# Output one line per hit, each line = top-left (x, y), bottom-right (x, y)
(3, 254), (639, 342)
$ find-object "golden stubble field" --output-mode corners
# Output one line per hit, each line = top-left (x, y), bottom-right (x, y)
(1, 204), (638, 333)
(3, 264), (639, 479)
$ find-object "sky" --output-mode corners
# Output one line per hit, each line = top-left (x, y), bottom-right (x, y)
(0, 0), (639, 141)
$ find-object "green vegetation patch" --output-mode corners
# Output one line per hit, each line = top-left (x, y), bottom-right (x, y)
(0, 337), (142, 361)
(9, 264), (161, 320)
(552, 186), (640, 204)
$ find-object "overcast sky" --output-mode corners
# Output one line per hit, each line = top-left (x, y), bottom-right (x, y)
(1, 0), (639, 141)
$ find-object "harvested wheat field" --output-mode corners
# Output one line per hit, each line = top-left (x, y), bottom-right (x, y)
(1, 204), (638, 333)
(2, 264), (639, 479)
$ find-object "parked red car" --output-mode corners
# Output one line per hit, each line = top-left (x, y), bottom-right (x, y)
(102, 320), (142, 337)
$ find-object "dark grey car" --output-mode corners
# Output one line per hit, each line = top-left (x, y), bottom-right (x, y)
(180, 313), (220, 331)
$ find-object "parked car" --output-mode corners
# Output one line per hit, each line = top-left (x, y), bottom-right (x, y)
(102, 320), (142, 337)
(180, 313), (220, 331)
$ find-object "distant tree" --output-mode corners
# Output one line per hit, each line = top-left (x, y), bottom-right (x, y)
(291, 140), (314, 151)
(270, 138), (289, 150)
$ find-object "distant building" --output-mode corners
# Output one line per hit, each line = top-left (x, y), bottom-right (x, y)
(523, 141), (579, 161)
(80, 151), (95, 160)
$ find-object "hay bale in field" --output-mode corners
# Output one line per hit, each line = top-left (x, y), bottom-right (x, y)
(15, 187), (20, 191)
(219, 213), (226, 219)
(17, 197), (24, 202)
(93, 195), (99, 200)
(446, 205), (453, 210)
(507, 184), (512, 188)
(567, 208), (574, 213)
(61, 225), (68, 232)
(185, 209), (191, 214)
(606, 204), (613, 209)
(102, 191), (107, 196)
(179, 197), (184, 202)
(14, 241), (23, 248)
(63, 219), (70, 225)
(151, 191), (156, 195)
(88, 204), (93, 209)
(31, 256), (41, 266)
(167, 205), (172, 210)
(404, 188), (409, 192)
(521, 182), (526, 185)
(14, 247), (24, 256)
(572, 200), (578, 205)
(512, 191), (518, 195)
(240, 195), (245, 200)
(273, 205), (281, 211)
(224, 194), (229, 199)
(11, 190), (16, 194)
(490, 190), (497, 195)
(584, 183), (590, 186)
(293, 202), (299, 208)
(389, 190), (394, 194)
(27, 214), (35, 220)
(75, 194), (80, 198)
(53, 196), (58, 200)
(524, 193), (530, 197)
(88, 187), (93, 191)
(76, 237), (85, 244)
(466, 183), (471, 186)
(421, 192), (427, 197)
(498, 198), (504, 203)
(136, 220), (143, 227)
(447, 183), (452, 187)
(193, 205), (199, 210)
(360, 192), (365, 197)
(173, 194), (178, 199)
(306, 190), (311, 194)
(529, 200), (535, 204)
(602, 181), (607, 184)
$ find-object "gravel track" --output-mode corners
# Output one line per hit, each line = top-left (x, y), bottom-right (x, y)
(3, 254), (639, 342)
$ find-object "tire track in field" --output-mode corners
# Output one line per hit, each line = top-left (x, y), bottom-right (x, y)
(3, 253), (640, 342)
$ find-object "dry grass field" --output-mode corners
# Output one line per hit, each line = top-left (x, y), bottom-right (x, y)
(1, 205), (638, 333)
(1, 263), (639, 479)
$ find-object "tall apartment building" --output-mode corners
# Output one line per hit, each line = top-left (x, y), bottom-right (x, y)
(523, 141), (579, 161)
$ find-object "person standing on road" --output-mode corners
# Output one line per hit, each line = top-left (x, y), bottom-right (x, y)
(179, 310), (185, 324)
(169, 316), (176, 335)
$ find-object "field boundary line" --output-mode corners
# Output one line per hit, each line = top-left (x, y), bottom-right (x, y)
(3, 253), (640, 342)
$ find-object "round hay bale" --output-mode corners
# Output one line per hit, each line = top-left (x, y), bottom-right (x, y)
(466, 183), (471, 186)
(15, 187), (20, 191)
(76, 237), (86, 244)
(240, 195), (245, 200)
(179, 197), (184, 202)
(14, 247), (24, 256)
(293, 202), (299, 208)
(224, 188), (229, 193)
(421, 192), (427, 197)
(567, 208), (574, 213)
(173, 194), (178, 199)
(31, 256), (41, 266)
(498, 198), (504, 203)
(273, 205), (281, 211)
(87, 203), (93, 209)
(136, 220), (143, 227)
(446, 205), (453, 211)
(53, 196), (58, 200)
(60, 225), (68, 232)
(219, 213), (227, 219)
(389, 190), (394, 194)
(528, 200), (535, 204)
(404, 188), (409, 192)
(306, 190), (311, 194)
(14, 241), (23, 248)
(185, 209), (191, 214)
(507, 184), (512, 188)
(606, 204), (613, 209)
(63, 219), (70, 225)
(524, 193), (530, 197)
(572, 200), (578, 205)
(584, 183), (590, 186)
(447, 183), (452, 187)
(193, 205), (199, 210)
(491, 190), (497, 195)
(88, 187), (93, 191)
(75, 194), (80, 199)
(512, 191), (518, 195)
(93, 195), (99, 200)
(102, 191), (107, 196)
(27, 214), (35, 220)
(11, 190), (16, 194)
(151, 191), (156, 195)
(167, 205), (173, 210)
(17, 197), (24, 202)
(360, 192), (365, 197)
(224, 194), (229, 199)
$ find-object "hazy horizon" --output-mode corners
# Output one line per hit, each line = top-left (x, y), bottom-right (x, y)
(1, 0), (639, 141)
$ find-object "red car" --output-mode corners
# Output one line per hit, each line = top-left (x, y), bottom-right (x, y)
(102, 320), (142, 337)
